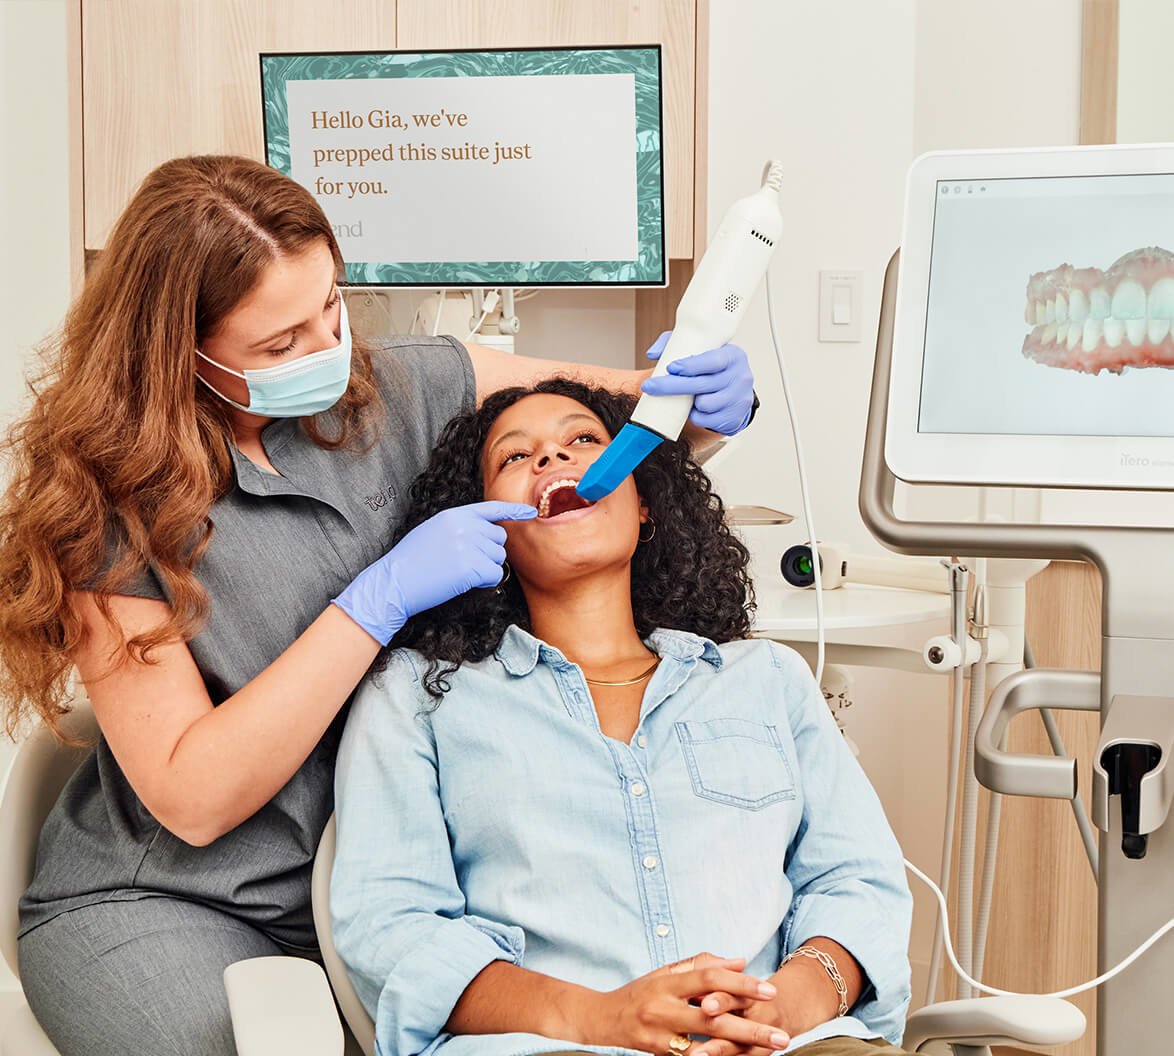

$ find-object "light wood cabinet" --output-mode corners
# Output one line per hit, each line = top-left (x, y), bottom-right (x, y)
(79, 0), (394, 248)
(75, 0), (702, 261)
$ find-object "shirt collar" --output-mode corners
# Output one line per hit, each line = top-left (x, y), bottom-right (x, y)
(493, 623), (724, 677)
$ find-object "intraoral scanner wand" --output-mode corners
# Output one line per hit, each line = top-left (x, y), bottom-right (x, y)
(577, 161), (784, 502)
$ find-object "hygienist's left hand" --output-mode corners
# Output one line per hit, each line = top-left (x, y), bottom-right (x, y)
(640, 330), (756, 436)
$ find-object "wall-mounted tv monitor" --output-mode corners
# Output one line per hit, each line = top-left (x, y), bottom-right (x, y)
(260, 45), (665, 288)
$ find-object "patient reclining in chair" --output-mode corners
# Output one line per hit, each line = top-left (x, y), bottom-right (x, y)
(331, 380), (917, 1056)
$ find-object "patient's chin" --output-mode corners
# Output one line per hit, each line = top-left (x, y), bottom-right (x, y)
(510, 532), (638, 589)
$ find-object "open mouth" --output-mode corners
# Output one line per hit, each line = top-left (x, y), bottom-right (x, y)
(536, 478), (595, 520)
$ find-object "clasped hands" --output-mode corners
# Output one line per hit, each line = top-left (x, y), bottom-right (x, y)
(588, 950), (838, 1056)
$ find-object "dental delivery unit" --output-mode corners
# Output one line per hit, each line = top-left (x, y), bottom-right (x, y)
(576, 162), (784, 502)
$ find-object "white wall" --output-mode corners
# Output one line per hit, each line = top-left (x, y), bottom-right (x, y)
(1118, 0), (1174, 144)
(0, 0), (71, 790)
(0, 0), (72, 990)
(0, 0), (70, 421)
(704, 0), (1083, 1004)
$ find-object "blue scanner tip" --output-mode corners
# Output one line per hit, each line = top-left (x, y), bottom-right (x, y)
(576, 423), (665, 502)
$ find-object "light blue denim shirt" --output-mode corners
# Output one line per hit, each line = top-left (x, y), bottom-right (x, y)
(332, 626), (912, 1056)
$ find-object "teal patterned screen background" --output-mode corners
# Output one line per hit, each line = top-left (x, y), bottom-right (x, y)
(260, 46), (665, 287)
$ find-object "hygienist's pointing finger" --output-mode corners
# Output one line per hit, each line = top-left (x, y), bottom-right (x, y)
(467, 501), (539, 523)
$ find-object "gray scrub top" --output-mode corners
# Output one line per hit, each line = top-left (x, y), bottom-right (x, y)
(18, 335), (476, 949)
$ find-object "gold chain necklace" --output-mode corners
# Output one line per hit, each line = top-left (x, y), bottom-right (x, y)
(583, 657), (660, 687)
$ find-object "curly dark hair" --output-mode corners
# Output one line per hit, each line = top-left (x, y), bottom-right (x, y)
(384, 378), (755, 699)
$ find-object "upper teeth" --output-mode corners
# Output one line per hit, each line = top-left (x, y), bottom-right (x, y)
(538, 478), (580, 516)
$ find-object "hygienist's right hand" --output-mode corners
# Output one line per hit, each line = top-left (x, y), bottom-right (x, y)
(331, 501), (537, 645)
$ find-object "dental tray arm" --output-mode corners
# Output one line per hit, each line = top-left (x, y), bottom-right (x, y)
(974, 668), (1101, 798)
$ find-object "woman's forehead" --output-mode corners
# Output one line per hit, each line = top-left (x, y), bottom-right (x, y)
(213, 241), (335, 342)
(487, 393), (603, 439)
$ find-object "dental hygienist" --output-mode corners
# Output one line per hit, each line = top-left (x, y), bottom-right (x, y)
(0, 155), (757, 1056)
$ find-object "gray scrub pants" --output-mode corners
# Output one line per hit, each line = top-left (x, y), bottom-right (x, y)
(18, 894), (314, 1056)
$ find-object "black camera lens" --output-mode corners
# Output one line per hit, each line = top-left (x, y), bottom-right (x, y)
(781, 544), (820, 588)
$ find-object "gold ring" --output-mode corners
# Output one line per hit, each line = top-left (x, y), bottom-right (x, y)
(666, 1034), (692, 1056)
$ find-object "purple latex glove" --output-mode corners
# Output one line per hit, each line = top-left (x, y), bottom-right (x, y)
(640, 331), (756, 435)
(332, 500), (537, 645)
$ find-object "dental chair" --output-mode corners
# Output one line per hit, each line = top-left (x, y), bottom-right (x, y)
(0, 711), (1085, 1056)
(0, 695), (94, 1056)
(0, 692), (343, 1056)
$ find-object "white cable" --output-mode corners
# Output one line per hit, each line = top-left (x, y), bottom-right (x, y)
(967, 566), (1000, 986)
(973, 765), (1003, 984)
(926, 657), (965, 1005)
(926, 566), (970, 1005)
(905, 857), (1174, 1000)
(765, 267), (824, 685)
(431, 289), (446, 337)
(957, 634), (988, 997)
(465, 289), (500, 342)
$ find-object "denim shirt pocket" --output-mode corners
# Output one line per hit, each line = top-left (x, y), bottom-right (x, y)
(674, 718), (797, 810)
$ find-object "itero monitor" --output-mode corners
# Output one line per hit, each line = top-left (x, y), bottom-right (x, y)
(260, 46), (665, 288)
(887, 143), (1174, 489)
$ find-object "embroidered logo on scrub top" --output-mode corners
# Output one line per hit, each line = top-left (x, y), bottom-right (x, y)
(363, 485), (398, 512)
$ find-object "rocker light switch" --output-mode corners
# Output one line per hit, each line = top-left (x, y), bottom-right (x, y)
(819, 270), (863, 342)
(832, 284), (852, 324)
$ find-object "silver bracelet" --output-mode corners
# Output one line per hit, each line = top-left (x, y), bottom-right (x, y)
(782, 944), (850, 1017)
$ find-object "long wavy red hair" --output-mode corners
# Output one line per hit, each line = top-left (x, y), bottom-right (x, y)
(0, 155), (379, 739)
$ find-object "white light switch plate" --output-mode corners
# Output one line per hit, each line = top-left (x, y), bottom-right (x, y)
(819, 270), (863, 342)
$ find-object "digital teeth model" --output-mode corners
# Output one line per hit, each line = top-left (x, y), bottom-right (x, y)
(537, 479), (593, 520)
(1022, 246), (1174, 374)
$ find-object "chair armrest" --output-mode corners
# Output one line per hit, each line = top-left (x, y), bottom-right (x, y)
(224, 956), (345, 1056)
(903, 996), (1086, 1052)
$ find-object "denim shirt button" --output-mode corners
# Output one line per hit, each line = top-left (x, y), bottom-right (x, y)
(643, 855), (659, 870)
(630, 782), (647, 797)
(637, 735), (648, 748)
(655, 923), (671, 937)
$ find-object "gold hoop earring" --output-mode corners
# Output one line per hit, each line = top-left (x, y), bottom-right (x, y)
(638, 520), (656, 543)
(497, 561), (512, 589)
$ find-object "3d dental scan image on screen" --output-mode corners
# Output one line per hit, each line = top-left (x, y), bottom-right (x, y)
(4, 5), (1174, 1056)
(918, 174), (1174, 439)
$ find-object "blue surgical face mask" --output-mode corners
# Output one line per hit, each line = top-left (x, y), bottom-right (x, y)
(196, 297), (353, 418)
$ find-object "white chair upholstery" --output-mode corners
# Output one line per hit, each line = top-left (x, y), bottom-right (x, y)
(904, 996), (1086, 1053)
(223, 814), (371, 1056)
(0, 991), (63, 1056)
(223, 956), (346, 1056)
(312, 816), (376, 1056)
(0, 695), (98, 1056)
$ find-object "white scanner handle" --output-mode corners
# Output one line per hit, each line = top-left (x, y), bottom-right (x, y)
(632, 169), (783, 439)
